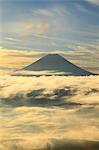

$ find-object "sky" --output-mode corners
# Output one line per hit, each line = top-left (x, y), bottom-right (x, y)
(0, 0), (99, 74)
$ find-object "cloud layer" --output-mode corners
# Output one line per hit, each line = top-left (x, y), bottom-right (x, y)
(0, 75), (99, 149)
(0, 75), (99, 106)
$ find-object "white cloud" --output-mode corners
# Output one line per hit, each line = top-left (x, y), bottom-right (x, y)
(5, 37), (24, 42)
(0, 75), (99, 149)
(33, 9), (53, 16)
(0, 75), (99, 105)
(0, 46), (3, 49)
(33, 6), (65, 17)
(75, 3), (91, 14)
(86, 0), (99, 6)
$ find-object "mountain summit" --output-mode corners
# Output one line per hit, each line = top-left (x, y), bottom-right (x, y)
(13, 54), (94, 76)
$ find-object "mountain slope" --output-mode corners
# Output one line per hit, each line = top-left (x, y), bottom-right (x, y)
(21, 54), (93, 76)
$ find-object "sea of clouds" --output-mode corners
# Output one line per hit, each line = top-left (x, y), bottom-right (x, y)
(0, 75), (99, 150)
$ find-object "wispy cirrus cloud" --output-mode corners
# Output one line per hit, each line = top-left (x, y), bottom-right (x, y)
(1, 2), (98, 51)
(33, 6), (66, 16)
(4, 37), (24, 42)
(19, 21), (49, 37)
(86, 0), (99, 6)
(74, 3), (91, 14)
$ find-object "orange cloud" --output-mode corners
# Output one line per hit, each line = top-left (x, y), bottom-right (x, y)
(0, 48), (99, 75)
(35, 21), (49, 35)
(19, 21), (49, 37)
(20, 22), (33, 36)
(0, 49), (41, 72)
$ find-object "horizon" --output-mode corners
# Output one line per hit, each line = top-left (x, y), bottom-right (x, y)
(0, 0), (99, 75)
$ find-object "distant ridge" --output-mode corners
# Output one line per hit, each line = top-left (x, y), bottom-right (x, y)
(12, 54), (95, 76)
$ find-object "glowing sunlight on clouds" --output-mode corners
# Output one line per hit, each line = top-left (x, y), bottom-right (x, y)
(0, 75), (99, 150)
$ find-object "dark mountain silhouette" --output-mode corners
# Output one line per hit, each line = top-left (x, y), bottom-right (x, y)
(13, 54), (95, 76)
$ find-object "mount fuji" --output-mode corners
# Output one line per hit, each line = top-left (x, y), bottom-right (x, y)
(12, 54), (94, 76)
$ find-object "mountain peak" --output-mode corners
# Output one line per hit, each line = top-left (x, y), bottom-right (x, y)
(12, 54), (95, 76)
(43, 53), (64, 59)
(46, 53), (60, 56)
(18, 53), (93, 76)
(47, 53), (59, 55)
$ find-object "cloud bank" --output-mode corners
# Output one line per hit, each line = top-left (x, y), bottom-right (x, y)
(0, 75), (99, 149)
(0, 75), (99, 106)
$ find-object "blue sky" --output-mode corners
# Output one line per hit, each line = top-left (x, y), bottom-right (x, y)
(0, 0), (99, 50)
(0, 0), (99, 74)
